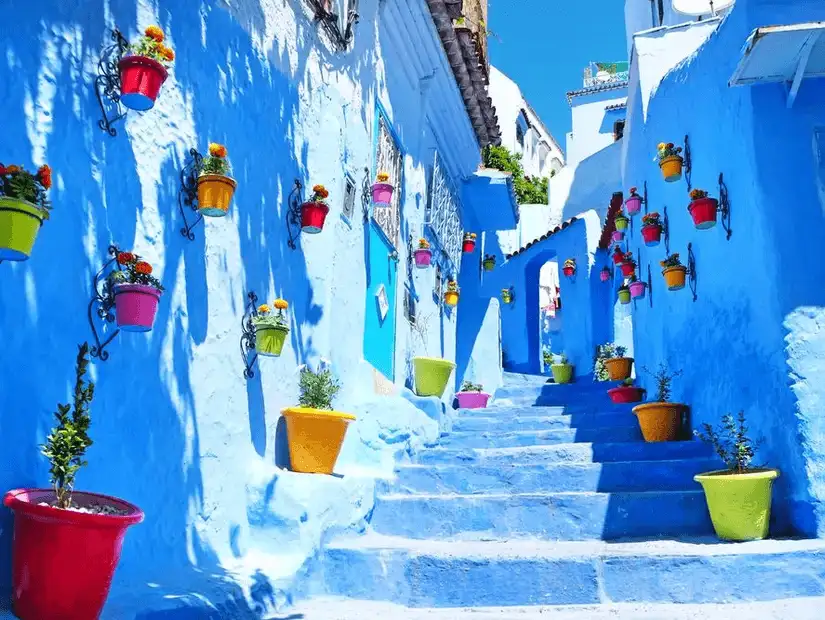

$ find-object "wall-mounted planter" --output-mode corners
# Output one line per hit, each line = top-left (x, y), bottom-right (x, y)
(618, 287), (631, 305)
(612, 248), (625, 264)
(629, 280), (647, 299)
(255, 325), (289, 357)
(688, 197), (719, 230)
(694, 469), (779, 541)
(501, 288), (514, 305)
(0, 198), (46, 261)
(444, 285), (459, 307)
(371, 182), (394, 207)
(620, 262), (636, 278)
(600, 267), (611, 282)
(632, 402), (684, 442)
(551, 363), (574, 384)
(611, 230), (624, 243)
(413, 357), (456, 398)
(562, 261), (576, 278)
(113, 283), (161, 332)
(462, 234), (477, 253)
(455, 391), (491, 409)
(604, 357), (633, 381)
(197, 174), (237, 217)
(281, 407), (355, 474)
(118, 55), (168, 111)
(414, 248), (432, 268)
(663, 266), (687, 291)
(625, 190), (643, 216)
(641, 224), (662, 246)
(301, 201), (330, 233)
(614, 215), (628, 231)
(483, 256), (496, 271)
(659, 156), (683, 182)
(608, 385), (644, 403)
(3, 488), (143, 619)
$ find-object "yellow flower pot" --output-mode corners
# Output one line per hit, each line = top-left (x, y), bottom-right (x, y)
(632, 402), (685, 442)
(659, 156), (683, 182)
(663, 266), (687, 291)
(197, 174), (237, 217)
(444, 291), (459, 307)
(281, 407), (356, 475)
(604, 357), (633, 381)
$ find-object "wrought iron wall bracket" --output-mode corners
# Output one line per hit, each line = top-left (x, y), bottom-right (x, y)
(178, 149), (204, 240)
(286, 180), (305, 250)
(241, 291), (259, 379)
(643, 181), (649, 215)
(683, 134), (693, 191)
(406, 233), (415, 281)
(361, 166), (371, 223)
(663, 205), (671, 256)
(88, 245), (124, 361)
(718, 172), (732, 240)
(647, 263), (653, 308)
(687, 242), (698, 302)
(94, 29), (130, 137)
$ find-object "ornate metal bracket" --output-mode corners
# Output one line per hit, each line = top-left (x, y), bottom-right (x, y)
(307, 0), (360, 51)
(643, 181), (649, 215)
(94, 29), (129, 137)
(647, 263), (653, 308)
(361, 166), (371, 223)
(687, 242), (698, 302)
(88, 245), (123, 361)
(178, 149), (203, 240)
(406, 233), (415, 281)
(718, 172), (732, 240)
(683, 134), (693, 191)
(663, 205), (671, 256)
(241, 291), (259, 379)
(286, 179), (304, 250)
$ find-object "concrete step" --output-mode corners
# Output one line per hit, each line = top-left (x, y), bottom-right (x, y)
(495, 379), (624, 407)
(439, 426), (643, 449)
(417, 440), (714, 466)
(370, 490), (713, 540)
(320, 535), (825, 608)
(452, 411), (640, 432)
(385, 458), (722, 495)
(458, 403), (636, 418)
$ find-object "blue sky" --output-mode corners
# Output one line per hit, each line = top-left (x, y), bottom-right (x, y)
(488, 0), (628, 151)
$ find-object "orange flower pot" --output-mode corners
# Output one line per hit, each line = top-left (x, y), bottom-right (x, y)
(197, 174), (237, 217)
(659, 156), (683, 182)
(281, 407), (356, 474)
(604, 357), (633, 381)
(632, 402), (685, 442)
(663, 266), (687, 291)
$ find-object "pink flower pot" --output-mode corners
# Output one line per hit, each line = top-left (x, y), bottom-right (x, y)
(611, 230), (624, 243)
(600, 269), (611, 282)
(114, 283), (161, 332)
(414, 248), (432, 268)
(371, 182), (394, 206)
(625, 196), (642, 215)
(629, 280), (647, 299)
(456, 391), (491, 409)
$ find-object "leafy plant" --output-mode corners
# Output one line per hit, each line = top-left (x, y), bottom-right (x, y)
(594, 343), (627, 381)
(130, 25), (175, 65)
(109, 251), (164, 291)
(308, 183), (330, 205)
(483, 253), (495, 264)
(554, 353), (568, 365)
(298, 365), (341, 411)
(0, 163), (52, 215)
(642, 211), (661, 227)
(621, 251), (636, 267)
(622, 378), (635, 387)
(460, 380), (483, 393)
(643, 364), (683, 402)
(689, 188), (709, 201)
(41, 343), (95, 509)
(201, 142), (232, 176)
(418, 238), (430, 250)
(482, 145), (549, 205)
(628, 186), (641, 198)
(254, 298), (289, 330)
(656, 142), (683, 162)
(695, 412), (758, 473)
(660, 253), (683, 269)
(542, 348), (553, 367)
(614, 210), (628, 222)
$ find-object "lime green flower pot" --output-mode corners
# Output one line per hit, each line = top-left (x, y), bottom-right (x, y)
(255, 325), (289, 357)
(694, 468), (779, 541)
(413, 357), (456, 398)
(0, 198), (45, 261)
(551, 364), (574, 384)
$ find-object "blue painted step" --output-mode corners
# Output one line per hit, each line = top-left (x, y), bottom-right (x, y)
(451, 411), (640, 432)
(439, 426), (643, 449)
(370, 490), (713, 540)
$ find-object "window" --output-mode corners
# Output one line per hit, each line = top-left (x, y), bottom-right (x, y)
(373, 111), (403, 245)
(613, 119), (626, 141)
(516, 124), (525, 149)
(657, 0), (665, 26)
(342, 173), (356, 221)
(426, 151), (463, 272)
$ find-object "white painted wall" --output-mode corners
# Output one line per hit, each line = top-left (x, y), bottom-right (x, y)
(567, 89), (628, 167)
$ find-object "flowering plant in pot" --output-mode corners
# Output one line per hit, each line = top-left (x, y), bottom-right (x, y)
(462, 232), (477, 253)
(282, 362), (355, 475)
(625, 186), (643, 215)
(600, 266), (611, 282)
(500, 287), (514, 305)
(660, 253), (687, 291)
(550, 353), (574, 384)
(302, 184), (331, 233)
(456, 380), (491, 409)
(614, 209), (629, 231)
(688, 188), (719, 229)
(253, 298), (290, 357)
(197, 143), (236, 217)
(611, 229), (625, 243)
(628, 275), (647, 300)
(4, 343), (144, 620)
(617, 282), (631, 305)
(0, 163), (52, 261)
(656, 142), (683, 182)
(694, 412), (778, 541)
(109, 252), (163, 332)
(562, 258), (576, 277)
(611, 245), (625, 265)
(371, 170), (394, 207)
(608, 378), (645, 403)
(632, 364), (686, 442)
(641, 211), (662, 246)
(414, 238), (432, 268)
(619, 251), (636, 277)
(595, 343), (633, 381)
(483, 253), (496, 271)
(119, 25), (174, 111)
(412, 313), (456, 398)
(444, 280), (460, 307)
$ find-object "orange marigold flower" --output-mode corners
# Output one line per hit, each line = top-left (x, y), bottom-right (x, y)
(117, 252), (135, 265)
(208, 143), (227, 158)
(37, 164), (52, 189)
(135, 261), (153, 275)
(145, 25), (164, 43)
(312, 184), (329, 199)
(258, 304), (271, 314)
(160, 45), (175, 61)
(6, 165), (20, 174)
(274, 298), (288, 310)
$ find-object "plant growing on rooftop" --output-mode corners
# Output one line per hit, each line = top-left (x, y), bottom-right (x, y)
(298, 364), (341, 411)
(482, 145), (549, 204)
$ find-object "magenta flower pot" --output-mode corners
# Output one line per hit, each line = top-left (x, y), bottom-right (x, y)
(456, 391), (491, 409)
(414, 249), (432, 268)
(371, 183), (394, 206)
(612, 230), (624, 243)
(114, 283), (161, 332)
(629, 280), (647, 299)
(625, 196), (642, 215)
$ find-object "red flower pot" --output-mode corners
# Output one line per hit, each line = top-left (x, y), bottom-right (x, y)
(4, 488), (143, 620)
(563, 266), (575, 277)
(301, 201), (330, 234)
(608, 386), (645, 404)
(612, 251), (624, 265)
(463, 239), (476, 253)
(689, 197), (718, 229)
(641, 224), (662, 246)
(118, 55), (168, 111)
(620, 262), (636, 277)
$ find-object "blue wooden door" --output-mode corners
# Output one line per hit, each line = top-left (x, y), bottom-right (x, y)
(363, 221), (398, 379)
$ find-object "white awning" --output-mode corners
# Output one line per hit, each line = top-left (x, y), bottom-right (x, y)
(730, 22), (825, 107)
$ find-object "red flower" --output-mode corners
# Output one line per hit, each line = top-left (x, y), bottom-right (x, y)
(37, 165), (52, 190)
(0, 165), (6, 176)
(135, 261), (153, 275)
(117, 252), (135, 265)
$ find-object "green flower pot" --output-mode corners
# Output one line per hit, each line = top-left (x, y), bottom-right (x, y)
(0, 197), (45, 261)
(413, 357), (456, 398)
(551, 364), (573, 384)
(694, 469), (779, 541)
(482, 259), (495, 272)
(255, 325), (289, 357)
(615, 216), (628, 231)
(618, 289), (631, 304)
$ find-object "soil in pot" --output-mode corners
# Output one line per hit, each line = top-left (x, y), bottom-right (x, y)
(632, 402), (684, 442)
(694, 469), (779, 541)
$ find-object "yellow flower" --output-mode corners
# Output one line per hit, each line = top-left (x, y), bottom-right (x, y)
(657, 142), (666, 150)
(145, 25), (165, 43)
(258, 304), (271, 314)
(376, 171), (389, 182)
(274, 298), (288, 310)
(209, 143), (228, 158)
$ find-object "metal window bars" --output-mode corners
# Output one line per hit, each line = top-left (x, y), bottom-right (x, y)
(425, 151), (463, 273)
(373, 114), (402, 245)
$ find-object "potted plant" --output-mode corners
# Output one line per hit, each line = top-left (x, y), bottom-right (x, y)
(562, 258), (576, 277)
(595, 343), (633, 381)
(632, 364), (686, 442)
(600, 266), (611, 282)
(550, 353), (574, 384)
(542, 348), (553, 371)
(118, 25), (174, 111)
(500, 287), (514, 305)
(414, 238), (432, 268)
(694, 412), (779, 541)
(412, 313), (456, 399)
(455, 380), (491, 409)
(4, 343), (144, 619)
(253, 298), (290, 357)
(482, 254), (496, 271)
(619, 251), (636, 277)
(625, 186), (643, 215)
(302, 184), (331, 233)
(657, 142), (684, 182)
(611, 245), (625, 265)
(614, 209), (629, 231)
(282, 362), (355, 474)
(608, 378), (645, 403)
(660, 253), (687, 291)
(688, 188), (719, 229)
(641, 211), (663, 247)
(462, 232), (477, 253)
(197, 143), (236, 217)
(0, 163), (52, 261)
(617, 282), (631, 305)
(611, 229), (625, 243)
(628, 275), (647, 300)
(444, 280), (460, 307)
(109, 251), (163, 332)
(371, 171), (394, 207)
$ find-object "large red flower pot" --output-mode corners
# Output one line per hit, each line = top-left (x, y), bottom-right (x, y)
(689, 197), (719, 230)
(612, 251), (624, 265)
(301, 201), (330, 234)
(118, 56), (168, 111)
(562, 266), (575, 277)
(641, 224), (662, 247)
(4, 488), (143, 620)
(114, 283), (161, 332)
(620, 262), (636, 277)
(462, 239), (476, 253)
(608, 386), (645, 404)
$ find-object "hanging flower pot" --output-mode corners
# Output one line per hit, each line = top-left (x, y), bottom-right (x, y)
(456, 381), (491, 409)
(600, 267), (611, 282)
(657, 142), (684, 182)
(611, 230), (624, 243)
(117, 26), (174, 111)
(562, 258), (576, 278)
(625, 187), (643, 215)
(641, 212), (663, 247)
(604, 356), (633, 381)
(483, 254), (496, 271)
(371, 171), (394, 207)
(414, 356), (456, 398)
(500, 287), (514, 305)
(608, 381), (645, 403)
(614, 212), (629, 231)
(301, 184), (331, 233)
(253, 299), (290, 357)
(462, 232), (477, 253)
(0, 163), (52, 261)
(660, 253), (687, 291)
(414, 238), (432, 269)
(629, 279), (647, 299)
(110, 252), (163, 332)
(617, 285), (631, 305)
(612, 246), (625, 265)
(197, 143), (236, 217)
(444, 281), (460, 307)
(620, 262), (636, 278)
(688, 189), (719, 229)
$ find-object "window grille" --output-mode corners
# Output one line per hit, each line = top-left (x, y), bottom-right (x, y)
(342, 173), (356, 220)
(373, 113), (402, 245)
(425, 151), (463, 272)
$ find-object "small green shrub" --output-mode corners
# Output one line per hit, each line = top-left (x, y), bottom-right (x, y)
(694, 411), (759, 473)
(460, 381), (483, 393)
(643, 364), (683, 402)
(298, 365), (341, 411)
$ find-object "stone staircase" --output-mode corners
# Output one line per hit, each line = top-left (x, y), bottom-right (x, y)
(299, 373), (825, 618)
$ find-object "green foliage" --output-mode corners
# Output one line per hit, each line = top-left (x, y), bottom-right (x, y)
(542, 348), (553, 367)
(622, 378), (635, 387)
(41, 343), (95, 509)
(201, 155), (231, 176)
(482, 145), (549, 205)
(460, 380), (483, 393)
(108, 252), (164, 291)
(594, 343), (627, 381)
(299, 366), (341, 411)
(0, 166), (51, 213)
(643, 364), (683, 402)
(694, 412), (758, 473)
